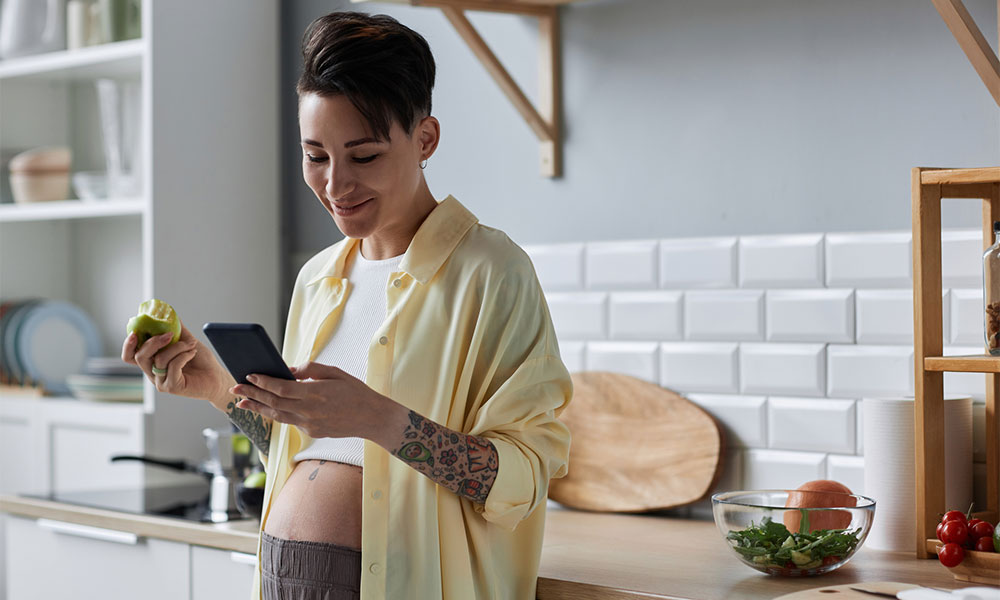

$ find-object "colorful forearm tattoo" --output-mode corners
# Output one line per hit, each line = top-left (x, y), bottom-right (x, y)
(393, 410), (499, 504)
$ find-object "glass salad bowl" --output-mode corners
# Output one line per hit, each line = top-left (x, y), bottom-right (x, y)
(712, 490), (876, 577)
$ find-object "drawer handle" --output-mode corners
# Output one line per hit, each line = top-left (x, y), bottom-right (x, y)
(230, 552), (258, 566)
(37, 518), (139, 545)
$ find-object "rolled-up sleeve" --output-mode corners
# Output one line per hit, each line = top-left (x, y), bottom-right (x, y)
(470, 353), (572, 530)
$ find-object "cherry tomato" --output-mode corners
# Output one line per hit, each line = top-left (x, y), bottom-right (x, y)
(938, 543), (965, 568)
(974, 536), (995, 552)
(940, 520), (969, 545)
(942, 510), (967, 524)
(822, 556), (840, 566)
(970, 521), (995, 540)
(937, 522), (946, 542)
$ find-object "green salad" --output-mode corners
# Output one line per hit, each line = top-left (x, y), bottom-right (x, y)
(725, 512), (863, 571)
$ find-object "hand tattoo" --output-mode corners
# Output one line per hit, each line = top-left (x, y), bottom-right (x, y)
(226, 398), (272, 457)
(393, 411), (499, 504)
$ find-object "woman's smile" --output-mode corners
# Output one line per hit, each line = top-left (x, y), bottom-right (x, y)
(332, 197), (373, 217)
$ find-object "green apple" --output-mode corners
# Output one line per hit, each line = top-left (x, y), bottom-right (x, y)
(126, 299), (181, 349)
(244, 471), (266, 489)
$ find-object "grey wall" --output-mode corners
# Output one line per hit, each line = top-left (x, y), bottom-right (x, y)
(280, 0), (999, 297)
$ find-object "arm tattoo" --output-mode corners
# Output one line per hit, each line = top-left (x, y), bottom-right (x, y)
(392, 410), (499, 504)
(226, 398), (272, 457)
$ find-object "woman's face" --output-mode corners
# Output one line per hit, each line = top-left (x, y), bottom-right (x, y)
(298, 92), (436, 241)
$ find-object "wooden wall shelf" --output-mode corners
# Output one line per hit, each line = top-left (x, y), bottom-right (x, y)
(353, 0), (585, 177)
(912, 166), (1000, 559)
(931, 0), (1000, 107)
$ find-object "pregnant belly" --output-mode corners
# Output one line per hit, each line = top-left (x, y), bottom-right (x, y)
(262, 459), (363, 550)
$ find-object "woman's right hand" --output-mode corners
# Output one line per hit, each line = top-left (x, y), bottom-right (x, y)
(121, 320), (234, 405)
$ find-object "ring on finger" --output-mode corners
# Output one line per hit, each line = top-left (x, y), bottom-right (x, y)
(151, 365), (168, 376)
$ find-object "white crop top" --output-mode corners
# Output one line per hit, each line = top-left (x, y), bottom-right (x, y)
(291, 246), (404, 467)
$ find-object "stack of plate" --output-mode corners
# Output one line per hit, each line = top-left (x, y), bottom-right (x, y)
(67, 357), (144, 402)
(0, 298), (103, 395)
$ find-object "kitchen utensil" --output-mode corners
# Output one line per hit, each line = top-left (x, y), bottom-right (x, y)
(8, 147), (72, 204)
(773, 583), (922, 599)
(547, 371), (723, 512)
(839, 587), (1000, 600)
(0, 0), (66, 58)
(712, 489), (876, 576)
(16, 300), (103, 395)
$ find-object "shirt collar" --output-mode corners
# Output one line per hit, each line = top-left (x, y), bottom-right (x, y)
(305, 195), (478, 287)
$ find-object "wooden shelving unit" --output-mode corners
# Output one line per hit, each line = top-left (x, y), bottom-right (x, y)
(912, 166), (1000, 559)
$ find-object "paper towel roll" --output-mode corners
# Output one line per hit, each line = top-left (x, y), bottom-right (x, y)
(862, 396), (973, 552)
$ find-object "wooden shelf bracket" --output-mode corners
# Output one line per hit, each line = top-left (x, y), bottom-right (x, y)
(354, 0), (566, 177)
(930, 0), (1000, 107)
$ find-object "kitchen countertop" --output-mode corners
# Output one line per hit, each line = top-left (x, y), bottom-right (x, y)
(0, 494), (980, 599)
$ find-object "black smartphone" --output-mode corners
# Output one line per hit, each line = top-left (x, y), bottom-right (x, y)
(202, 322), (295, 385)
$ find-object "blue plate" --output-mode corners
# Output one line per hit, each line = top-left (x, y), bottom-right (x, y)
(16, 300), (102, 395)
(2, 299), (43, 385)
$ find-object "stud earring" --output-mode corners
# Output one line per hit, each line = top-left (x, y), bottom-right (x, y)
(419, 159), (428, 170)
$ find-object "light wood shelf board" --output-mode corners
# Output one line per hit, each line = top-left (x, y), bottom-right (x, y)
(924, 355), (1000, 373)
(920, 166), (1000, 185)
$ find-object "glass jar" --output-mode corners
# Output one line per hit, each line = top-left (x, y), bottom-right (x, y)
(984, 220), (1000, 355)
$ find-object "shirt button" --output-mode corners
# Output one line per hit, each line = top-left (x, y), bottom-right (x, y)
(369, 563), (382, 574)
(372, 490), (382, 500)
(393, 279), (402, 288)
(378, 336), (388, 346)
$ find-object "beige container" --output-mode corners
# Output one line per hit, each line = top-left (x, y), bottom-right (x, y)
(9, 147), (72, 204)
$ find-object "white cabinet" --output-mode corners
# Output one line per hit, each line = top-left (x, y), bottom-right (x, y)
(191, 545), (257, 600)
(5, 515), (190, 600)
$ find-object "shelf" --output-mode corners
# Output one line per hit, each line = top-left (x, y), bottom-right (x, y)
(924, 355), (1000, 373)
(920, 166), (1000, 185)
(0, 40), (144, 81)
(0, 199), (145, 222)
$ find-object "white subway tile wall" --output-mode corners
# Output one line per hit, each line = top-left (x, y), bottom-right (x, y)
(825, 232), (911, 288)
(586, 342), (659, 383)
(765, 290), (854, 343)
(534, 229), (988, 503)
(685, 290), (765, 341)
(546, 292), (608, 340)
(660, 237), (737, 289)
(767, 397), (855, 454)
(740, 344), (826, 397)
(686, 394), (767, 448)
(660, 342), (740, 393)
(523, 242), (585, 291)
(941, 230), (983, 290)
(586, 240), (659, 290)
(739, 234), (824, 288)
(950, 289), (984, 345)
(609, 291), (683, 341)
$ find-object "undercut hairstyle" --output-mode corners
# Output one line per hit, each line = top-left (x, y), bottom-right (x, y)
(297, 12), (436, 141)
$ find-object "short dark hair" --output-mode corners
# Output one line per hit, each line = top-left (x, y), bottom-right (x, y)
(297, 12), (436, 141)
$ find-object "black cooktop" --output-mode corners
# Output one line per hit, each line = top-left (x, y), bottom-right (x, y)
(29, 482), (246, 523)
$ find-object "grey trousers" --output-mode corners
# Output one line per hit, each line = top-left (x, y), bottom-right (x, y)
(260, 532), (362, 600)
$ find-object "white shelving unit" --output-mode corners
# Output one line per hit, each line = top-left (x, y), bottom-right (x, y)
(0, 0), (281, 492)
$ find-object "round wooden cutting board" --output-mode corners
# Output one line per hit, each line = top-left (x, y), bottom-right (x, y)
(548, 371), (724, 512)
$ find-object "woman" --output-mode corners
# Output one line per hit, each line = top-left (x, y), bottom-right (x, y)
(122, 12), (571, 600)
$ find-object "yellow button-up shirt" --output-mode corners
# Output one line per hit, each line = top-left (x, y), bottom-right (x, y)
(251, 196), (573, 599)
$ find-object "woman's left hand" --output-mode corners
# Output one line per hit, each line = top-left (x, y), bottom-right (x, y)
(230, 361), (388, 439)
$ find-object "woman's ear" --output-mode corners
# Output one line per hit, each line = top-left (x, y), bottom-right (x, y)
(416, 115), (440, 161)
